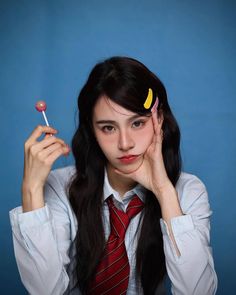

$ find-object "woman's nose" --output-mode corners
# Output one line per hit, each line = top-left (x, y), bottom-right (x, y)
(118, 129), (135, 151)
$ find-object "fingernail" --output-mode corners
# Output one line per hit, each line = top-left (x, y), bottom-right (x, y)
(65, 144), (70, 152)
(65, 146), (70, 156)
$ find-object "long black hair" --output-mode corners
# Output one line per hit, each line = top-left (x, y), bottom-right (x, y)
(68, 56), (182, 294)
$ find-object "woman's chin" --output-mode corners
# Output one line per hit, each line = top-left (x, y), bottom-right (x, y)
(115, 157), (144, 174)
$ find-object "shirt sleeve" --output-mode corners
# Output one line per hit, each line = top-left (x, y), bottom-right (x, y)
(9, 172), (74, 295)
(159, 174), (218, 295)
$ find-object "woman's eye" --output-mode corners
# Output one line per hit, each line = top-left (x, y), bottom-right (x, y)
(132, 120), (145, 128)
(101, 126), (115, 133)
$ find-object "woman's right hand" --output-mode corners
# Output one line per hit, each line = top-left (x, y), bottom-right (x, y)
(22, 125), (70, 212)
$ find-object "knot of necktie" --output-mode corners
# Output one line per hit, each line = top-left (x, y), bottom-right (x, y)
(106, 195), (144, 239)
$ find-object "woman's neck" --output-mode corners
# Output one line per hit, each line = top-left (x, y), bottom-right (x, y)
(106, 164), (137, 198)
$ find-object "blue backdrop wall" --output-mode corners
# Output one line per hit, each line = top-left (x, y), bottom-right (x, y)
(1, 0), (235, 294)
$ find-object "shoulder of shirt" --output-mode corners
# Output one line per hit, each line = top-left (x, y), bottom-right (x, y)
(176, 171), (209, 212)
(177, 171), (206, 190)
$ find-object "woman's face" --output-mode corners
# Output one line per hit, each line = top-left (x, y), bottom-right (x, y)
(92, 95), (155, 174)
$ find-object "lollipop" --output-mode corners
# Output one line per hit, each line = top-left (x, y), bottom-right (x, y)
(35, 101), (50, 126)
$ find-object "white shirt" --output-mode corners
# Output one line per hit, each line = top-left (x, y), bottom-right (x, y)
(9, 166), (218, 295)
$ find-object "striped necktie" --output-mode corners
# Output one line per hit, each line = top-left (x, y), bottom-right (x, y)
(88, 195), (144, 295)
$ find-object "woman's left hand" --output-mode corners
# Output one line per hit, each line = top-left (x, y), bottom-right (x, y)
(114, 108), (172, 198)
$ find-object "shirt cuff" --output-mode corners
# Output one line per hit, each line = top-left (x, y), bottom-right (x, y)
(160, 214), (195, 236)
(9, 204), (51, 230)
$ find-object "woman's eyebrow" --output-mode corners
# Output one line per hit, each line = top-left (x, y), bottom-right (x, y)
(95, 120), (117, 125)
(95, 114), (150, 125)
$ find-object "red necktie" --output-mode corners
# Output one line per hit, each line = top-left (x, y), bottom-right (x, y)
(88, 195), (144, 295)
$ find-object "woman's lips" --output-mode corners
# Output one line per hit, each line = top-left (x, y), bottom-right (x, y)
(118, 154), (140, 164)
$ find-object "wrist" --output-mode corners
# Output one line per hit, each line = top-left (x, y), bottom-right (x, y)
(22, 180), (44, 195)
(154, 184), (183, 221)
(154, 181), (180, 208)
(153, 180), (174, 200)
(22, 183), (45, 212)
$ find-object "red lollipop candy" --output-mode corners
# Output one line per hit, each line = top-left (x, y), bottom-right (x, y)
(35, 100), (49, 126)
(35, 100), (47, 112)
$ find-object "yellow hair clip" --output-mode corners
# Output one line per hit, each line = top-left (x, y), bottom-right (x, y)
(143, 88), (153, 109)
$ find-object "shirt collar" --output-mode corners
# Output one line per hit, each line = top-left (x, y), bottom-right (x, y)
(103, 168), (147, 204)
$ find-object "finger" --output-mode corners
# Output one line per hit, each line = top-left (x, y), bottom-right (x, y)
(152, 112), (163, 145)
(44, 147), (70, 166)
(38, 142), (70, 159)
(151, 96), (159, 113)
(44, 133), (53, 139)
(26, 136), (68, 156)
(37, 135), (67, 150)
(27, 125), (57, 144)
(153, 109), (164, 130)
(152, 110), (159, 134)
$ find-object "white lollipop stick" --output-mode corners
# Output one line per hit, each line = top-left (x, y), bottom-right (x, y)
(42, 111), (49, 126)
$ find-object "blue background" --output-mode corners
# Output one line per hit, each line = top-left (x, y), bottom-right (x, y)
(1, 0), (235, 294)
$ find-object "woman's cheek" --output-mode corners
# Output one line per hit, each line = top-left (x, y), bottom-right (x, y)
(135, 127), (154, 148)
(96, 134), (115, 151)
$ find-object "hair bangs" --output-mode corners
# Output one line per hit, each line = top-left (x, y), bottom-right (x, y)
(101, 71), (157, 116)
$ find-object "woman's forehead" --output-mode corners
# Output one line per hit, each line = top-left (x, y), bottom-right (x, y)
(93, 95), (135, 119)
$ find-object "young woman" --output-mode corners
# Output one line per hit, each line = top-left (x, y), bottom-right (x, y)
(10, 56), (218, 295)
